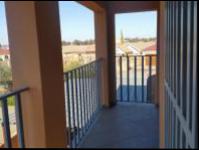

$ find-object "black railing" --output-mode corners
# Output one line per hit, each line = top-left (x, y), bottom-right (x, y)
(116, 55), (157, 103)
(64, 59), (102, 148)
(0, 87), (29, 148)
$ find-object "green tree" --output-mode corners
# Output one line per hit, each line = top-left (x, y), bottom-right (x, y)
(0, 63), (12, 89)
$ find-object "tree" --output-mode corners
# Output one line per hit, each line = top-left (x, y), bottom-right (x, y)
(0, 63), (12, 90)
(120, 30), (125, 45)
(62, 41), (71, 46)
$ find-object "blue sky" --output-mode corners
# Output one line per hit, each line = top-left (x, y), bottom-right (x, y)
(115, 11), (157, 39)
(0, 1), (157, 45)
(0, 1), (8, 45)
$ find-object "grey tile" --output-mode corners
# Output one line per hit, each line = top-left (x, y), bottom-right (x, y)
(79, 103), (159, 148)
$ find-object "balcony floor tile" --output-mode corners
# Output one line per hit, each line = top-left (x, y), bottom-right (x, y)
(79, 103), (159, 148)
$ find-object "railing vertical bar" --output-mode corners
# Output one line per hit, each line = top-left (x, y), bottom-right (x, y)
(89, 64), (93, 122)
(96, 61), (101, 112)
(84, 66), (89, 131)
(65, 73), (72, 148)
(90, 64), (94, 122)
(78, 68), (83, 140)
(81, 67), (86, 136)
(1, 98), (12, 148)
(87, 65), (92, 125)
(86, 65), (91, 129)
(127, 56), (130, 102)
(141, 56), (144, 103)
(70, 71), (76, 147)
(15, 94), (25, 148)
(74, 69), (80, 144)
(149, 55), (152, 103)
(93, 63), (97, 118)
(91, 64), (95, 121)
(94, 62), (98, 114)
(134, 56), (137, 102)
(119, 56), (123, 102)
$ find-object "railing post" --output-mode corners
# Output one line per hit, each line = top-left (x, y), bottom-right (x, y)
(1, 98), (12, 148)
(96, 60), (101, 111)
(142, 56), (145, 103)
(134, 56), (137, 102)
(119, 56), (123, 102)
(65, 73), (72, 148)
(15, 94), (25, 148)
(127, 56), (130, 102)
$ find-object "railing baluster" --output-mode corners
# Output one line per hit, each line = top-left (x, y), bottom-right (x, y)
(15, 94), (25, 148)
(93, 63), (97, 115)
(127, 56), (130, 102)
(149, 55), (152, 103)
(1, 98), (12, 148)
(141, 56), (145, 103)
(90, 64), (94, 122)
(134, 56), (137, 102)
(65, 73), (72, 147)
(96, 61), (101, 111)
(70, 71), (76, 147)
(87, 65), (91, 126)
(82, 67), (87, 135)
(74, 70), (80, 144)
(119, 56), (123, 102)
(78, 69), (83, 140)
(84, 66), (89, 131)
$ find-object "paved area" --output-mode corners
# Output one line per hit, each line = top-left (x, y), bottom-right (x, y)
(79, 103), (159, 148)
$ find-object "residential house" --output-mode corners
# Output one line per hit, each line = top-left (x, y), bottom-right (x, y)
(142, 44), (157, 66)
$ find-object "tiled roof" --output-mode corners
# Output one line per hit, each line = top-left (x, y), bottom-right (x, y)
(143, 44), (157, 51)
(0, 49), (10, 55)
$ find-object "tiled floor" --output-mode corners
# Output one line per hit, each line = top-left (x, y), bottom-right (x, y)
(79, 103), (159, 148)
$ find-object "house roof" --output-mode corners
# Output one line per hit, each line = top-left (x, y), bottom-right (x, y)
(143, 44), (157, 51)
(0, 49), (10, 55)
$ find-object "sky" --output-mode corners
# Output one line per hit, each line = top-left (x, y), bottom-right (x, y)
(115, 11), (157, 39)
(0, 1), (157, 45)
(0, 1), (8, 45)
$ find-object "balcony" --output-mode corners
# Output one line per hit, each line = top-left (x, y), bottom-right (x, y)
(0, 57), (159, 148)
(61, 56), (159, 148)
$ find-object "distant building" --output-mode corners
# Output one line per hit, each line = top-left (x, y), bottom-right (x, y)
(0, 48), (10, 66)
(142, 44), (157, 56)
(142, 44), (157, 66)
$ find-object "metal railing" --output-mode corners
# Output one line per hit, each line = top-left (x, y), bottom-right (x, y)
(0, 87), (29, 148)
(64, 59), (102, 148)
(116, 55), (157, 103)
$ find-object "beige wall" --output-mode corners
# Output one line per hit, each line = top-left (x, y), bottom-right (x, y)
(157, 1), (166, 148)
(5, 1), (67, 148)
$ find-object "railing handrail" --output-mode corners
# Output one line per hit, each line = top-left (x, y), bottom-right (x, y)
(0, 86), (29, 100)
(64, 58), (103, 75)
(115, 54), (157, 57)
